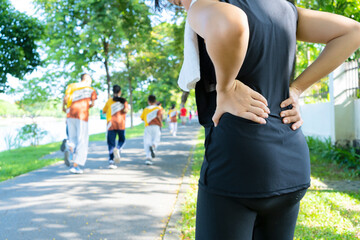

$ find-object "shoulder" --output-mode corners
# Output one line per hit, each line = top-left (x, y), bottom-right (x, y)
(188, 0), (248, 38)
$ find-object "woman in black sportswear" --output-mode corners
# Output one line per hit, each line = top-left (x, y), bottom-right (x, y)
(155, 0), (360, 239)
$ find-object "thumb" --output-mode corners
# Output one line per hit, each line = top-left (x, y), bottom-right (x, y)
(212, 109), (224, 127)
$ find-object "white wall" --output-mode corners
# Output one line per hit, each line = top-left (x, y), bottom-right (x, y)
(300, 102), (335, 141)
(354, 99), (360, 140)
(334, 100), (356, 141)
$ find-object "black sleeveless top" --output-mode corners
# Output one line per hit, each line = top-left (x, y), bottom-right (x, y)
(196, 0), (311, 198)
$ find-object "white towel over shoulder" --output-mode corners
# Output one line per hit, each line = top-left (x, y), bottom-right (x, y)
(177, 0), (200, 92)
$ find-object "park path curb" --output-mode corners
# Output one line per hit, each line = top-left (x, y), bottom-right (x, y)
(162, 143), (195, 240)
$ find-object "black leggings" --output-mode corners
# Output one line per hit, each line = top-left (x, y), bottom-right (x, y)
(196, 187), (307, 240)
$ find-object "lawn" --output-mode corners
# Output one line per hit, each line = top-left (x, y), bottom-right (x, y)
(179, 129), (360, 240)
(0, 124), (145, 182)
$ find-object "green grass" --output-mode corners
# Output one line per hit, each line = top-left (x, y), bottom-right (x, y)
(0, 124), (146, 183)
(0, 142), (61, 182)
(295, 191), (360, 239)
(310, 153), (360, 181)
(179, 130), (360, 240)
(179, 129), (205, 240)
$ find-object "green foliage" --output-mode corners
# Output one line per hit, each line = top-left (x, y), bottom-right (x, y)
(301, 77), (330, 104)
(33, 0), (153, 94)
(296, 0), (360, 63)
(306, 136), (360, 177)
(114, 19), (187, 112)
(0, 0), (44, 92)
(0, 100), (25, 117)
(295, 0), (360, 102)
(17, 123), (47, 146)
(3, 131), (22, 150)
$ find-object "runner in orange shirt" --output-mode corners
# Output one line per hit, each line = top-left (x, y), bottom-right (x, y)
(63, 73), (97, 174)
(140, 95), (163, 165)
(102, 85), (129, 169)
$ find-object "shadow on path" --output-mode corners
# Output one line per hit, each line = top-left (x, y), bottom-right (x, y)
(0, 124), (201, 240)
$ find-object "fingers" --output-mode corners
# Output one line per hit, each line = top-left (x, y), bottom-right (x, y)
(251, 90), (269, 107)
(250, 99), (270, 114)
(291, 119), (303, 130)
(280, 97), (293, 108)
(248, 106), (269, 119)
(280, 109), (297, 119)
(241, 112), (267, 124)
(280, 108), (304, 130)
(212, 109), (224, 127)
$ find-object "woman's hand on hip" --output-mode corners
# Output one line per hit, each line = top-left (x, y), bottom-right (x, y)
(280, 86), (303, 130)
(212, 80), (270, 127)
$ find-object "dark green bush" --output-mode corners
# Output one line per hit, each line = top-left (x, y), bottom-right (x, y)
(306, 136), (360, 176)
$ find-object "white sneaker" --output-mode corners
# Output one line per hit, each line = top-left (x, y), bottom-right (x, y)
(145, 159), (153, 165)
(69, 166), (83, 174)
(108, 164), (118, 169)
(113, 148), (121, 163)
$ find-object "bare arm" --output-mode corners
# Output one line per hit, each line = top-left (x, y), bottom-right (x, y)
(188, 1), (270, 126)
(292, 7), (360, 94)
(280, 7), (360, 130)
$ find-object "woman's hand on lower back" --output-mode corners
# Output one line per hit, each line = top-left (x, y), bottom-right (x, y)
(212, 80), (270, 127)
(280, 86), (303, 130)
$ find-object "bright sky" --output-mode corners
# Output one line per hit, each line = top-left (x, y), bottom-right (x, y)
(9, 0), (36, 16)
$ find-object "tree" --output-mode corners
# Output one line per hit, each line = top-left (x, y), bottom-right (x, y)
(294, 0), (360, 101)
(0, 0), (43, 92)
(111, 19), (186, 126)
(296, 0), (360, 64)
(33, 0), (153, 96)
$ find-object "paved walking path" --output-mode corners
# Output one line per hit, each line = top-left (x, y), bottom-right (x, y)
(0, 124), (201, 240)
(310, 178), (360, 192)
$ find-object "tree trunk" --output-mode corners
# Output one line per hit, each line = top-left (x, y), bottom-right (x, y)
(103, 39), (111, 98)
(104, 59), (111, 98)
(181, 91), (189, 107)
(126, 52), (134, 128)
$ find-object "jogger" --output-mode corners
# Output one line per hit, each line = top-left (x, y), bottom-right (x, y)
(102, 85), (129, 169)
(140, 95), (163, 165)
(63, 73), (97, 174)
(168, 104), (178, 136)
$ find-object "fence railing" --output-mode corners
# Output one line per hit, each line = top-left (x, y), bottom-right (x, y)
(300, 59), (360, 104)
(342, 59), (360, 99)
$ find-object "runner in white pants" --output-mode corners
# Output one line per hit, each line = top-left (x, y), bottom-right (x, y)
(140, 95), (163, 165)
(168, 104), (178, 137)
(67, 118), (89, 166)
(63, 73), (97, 174)
(144, 125), (161, 159)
